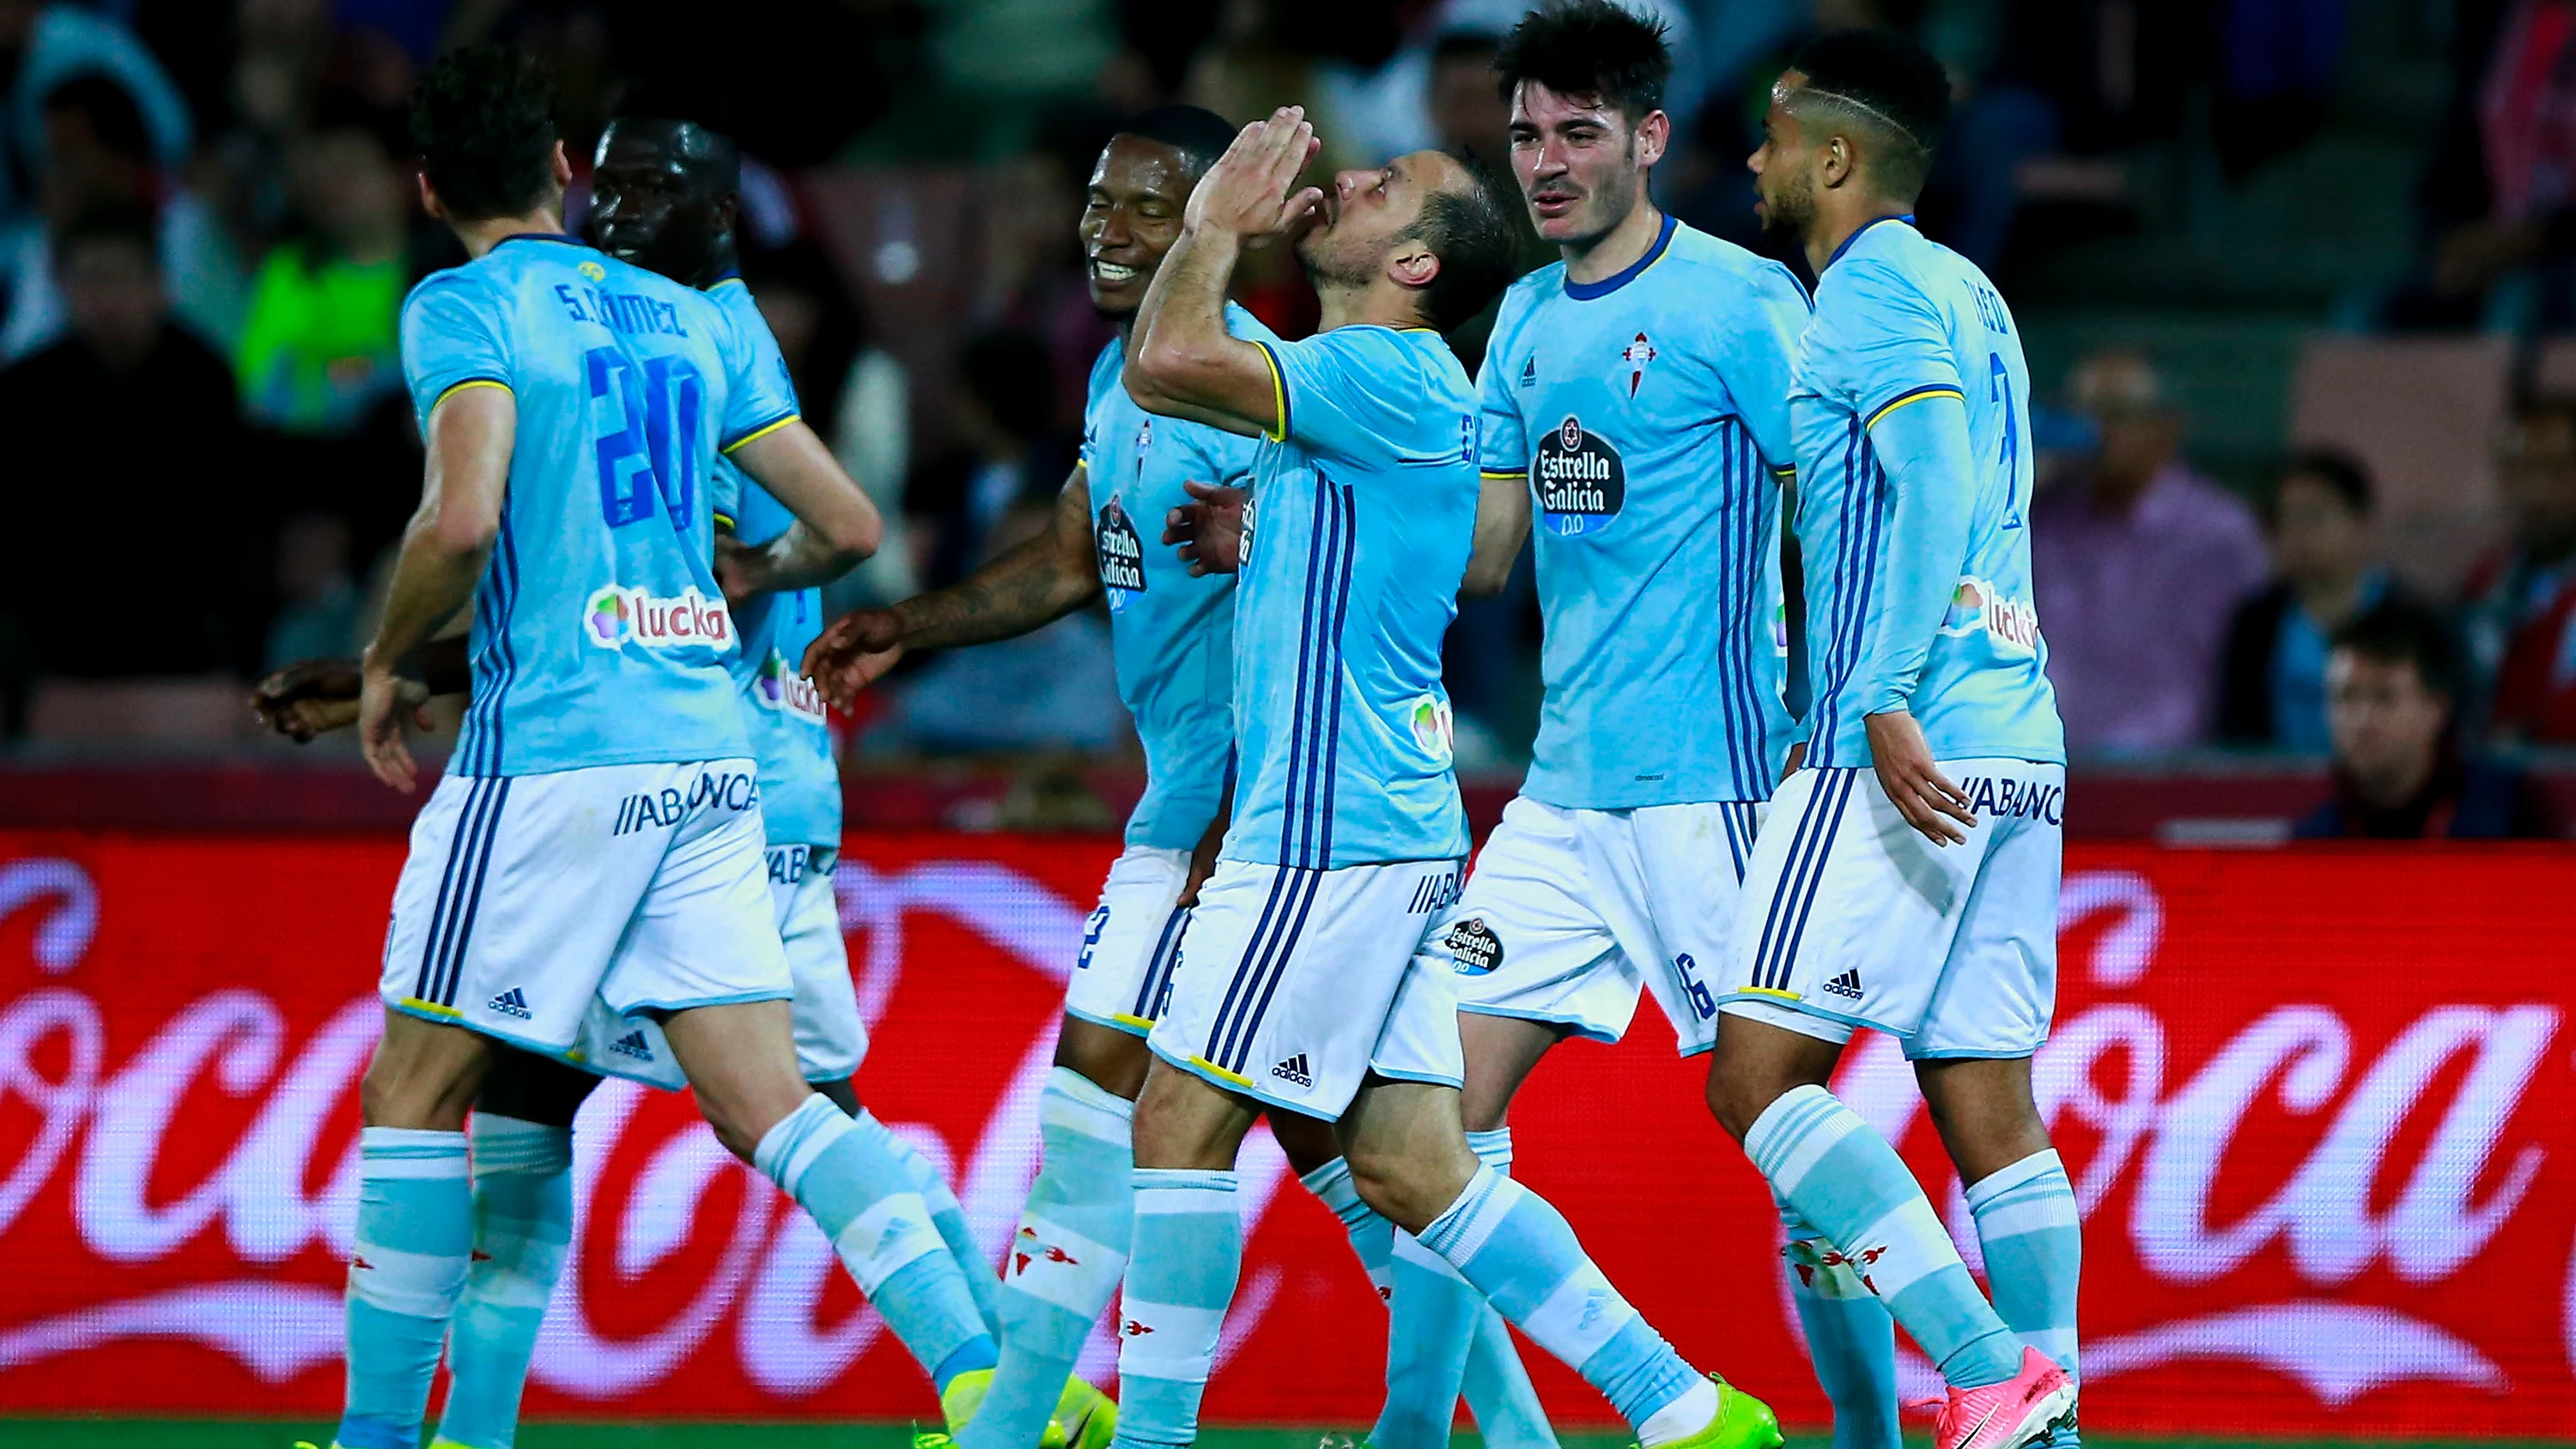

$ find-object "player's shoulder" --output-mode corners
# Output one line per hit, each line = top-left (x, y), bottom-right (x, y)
(1662, 223), (1813, 321)
(1085, 331), (1127, 406)
(401, 255), (507, 321)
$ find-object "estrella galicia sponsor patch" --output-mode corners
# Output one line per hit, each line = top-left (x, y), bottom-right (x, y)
(1533, 415), (1625, 537)
(1097, 496), (1145, 609)
(1446, 917), (1504, 975)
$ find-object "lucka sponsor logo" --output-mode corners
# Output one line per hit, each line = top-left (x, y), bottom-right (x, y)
(584, 585), (735, 652)
(756, 651), (826, 723)
(1938, 575), (2040, 655)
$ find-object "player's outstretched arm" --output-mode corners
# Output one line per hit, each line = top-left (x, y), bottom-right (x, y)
(252, 635), (471, 743)
(1124, 108), (1323, 439)
(720, 420), (884, 597)
(1461, 468), (1533, 598)
(1858, 390), (1978, 844)
(801, 464), (1103, 708)
(359, 385), (513, 791)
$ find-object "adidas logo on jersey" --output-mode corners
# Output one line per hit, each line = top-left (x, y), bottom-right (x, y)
(488, 986), (533, 1019)
(608, 1030), (653, 1060)
(1822, 969), (1864, 1001)
(1518, 355), (1536, 389)
(1270, 1053), (1313, 1088)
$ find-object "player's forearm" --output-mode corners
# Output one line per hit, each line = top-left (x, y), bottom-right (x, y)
(888, 530), (1101, 651)
(1461, 470), (1532, 599)
(744, 520), (867, 594)
(1857, 394), (1978, 715)
(367, 527), (491, 676)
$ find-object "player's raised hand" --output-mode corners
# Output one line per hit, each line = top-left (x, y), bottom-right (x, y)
(1186, 107), (1325, 239)
(357, 657), (422, 793)
(1863, 710), (1973, 846)
(801, 609), (907, 710)
(1163, 480), (1248, 576)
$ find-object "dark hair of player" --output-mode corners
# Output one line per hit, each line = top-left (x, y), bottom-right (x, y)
(1787, 28), (1952, 199)
(40, 74), (153, 161)
(2269, 447), (2373, 520)
(55, 199), (159, 264)
(1493, 0), (1672, 124)
(410, 44), (561, 222)
(2331, 597), (2461, 699)
(1116, 104), (1239, 179)
(608, 76), (744, 191)
(1411, 157), (1522, 333)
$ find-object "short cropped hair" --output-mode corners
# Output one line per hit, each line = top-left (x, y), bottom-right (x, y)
(2332, 597), (2461, 698)
(1789, 28), (1952, 198)
(1495, 0), (1672, 123)
(1118, 105), (1239, 180)
(411, 45), (560, 222)
(2273, 448), (2374, 518)
(1411, 156), (1522, 333)
(613, 76), (740, 139)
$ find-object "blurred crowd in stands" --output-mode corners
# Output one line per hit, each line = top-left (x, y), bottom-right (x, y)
(0, 0), (2565, 837)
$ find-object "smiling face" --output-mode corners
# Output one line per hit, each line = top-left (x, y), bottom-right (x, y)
(1507, 79), (1657, 249)
(1747, 72), (1822, 246)
(588, 119), (734, 286)
(1081, 133), (1197, 319)
(1296, 149), (1467, 288)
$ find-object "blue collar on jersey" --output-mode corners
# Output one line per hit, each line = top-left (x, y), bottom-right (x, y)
(1822, 213), (1915, 274)
(1562, 211), (1676, 301)
(495, 232), (590, 250)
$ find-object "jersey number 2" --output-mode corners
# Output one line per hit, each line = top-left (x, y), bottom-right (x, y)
(590, 348), (706, 530)
(1989, 354), (2024, 530)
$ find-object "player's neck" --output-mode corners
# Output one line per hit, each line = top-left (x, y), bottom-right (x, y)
(1561, 199), (1664, 286)
(1315, 276), (1430, 336)
(1806, 197), (1911, 276)
(453, 205), (570, 260)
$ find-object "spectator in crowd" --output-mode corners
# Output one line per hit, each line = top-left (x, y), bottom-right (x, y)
(2395, 0), (2576, 329)
(0, 203), (242, 692)
(2465, 395), (2576, 744)
(233, 94), (411, 435)
(262, 510), (361, 669)
(0, 0), (192, 228)
(2034, 349), (2270, 755)
(1, 74), (242, 361)
(2297, 597), (2561, 840)
(904, 328), (1076, 594)
(2218, 449), (2404, 750)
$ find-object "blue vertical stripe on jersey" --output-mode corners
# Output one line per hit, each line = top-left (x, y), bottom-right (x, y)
(1279, 475), (1333, 866)
(1314, 482), (1357, 868)
(1804, 420), (1863, 771)
(461, 505), (522, 776)
(1710, 420), (1748, 794)
(1727, 421), (1767, 793)
(1131, 903), (1191, 1021)
(1810, 432), (1888, 769)
(1719, 802), (1753, 882)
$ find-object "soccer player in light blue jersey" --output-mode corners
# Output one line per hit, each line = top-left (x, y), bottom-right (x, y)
(324, 52), (1007, 1449)
(1705, 32), (2080, 1449)
(806, 110), (1552, 1449)
(1104, 106), (1777, 1449)
(1387, 7), (1823, 1449)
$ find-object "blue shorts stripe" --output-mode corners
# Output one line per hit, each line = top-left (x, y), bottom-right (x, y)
(1130, 902), (1191, 1021)
(410, 778), (487, 1002)
(422, 777), (499, 1007)
(1210, 867), (1321, 1073)
(433, 777), (513, 1006)
(1223, 865), (1327, 1072)
(1753, 770), (1845, 991)
(1773, 770), (1858, 985)
(1203, 866), (1297, 1064)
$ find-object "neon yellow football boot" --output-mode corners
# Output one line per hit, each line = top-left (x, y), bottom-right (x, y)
(1054, 1373), (1118, 1449)
(1644, 1375), (1783, 1449)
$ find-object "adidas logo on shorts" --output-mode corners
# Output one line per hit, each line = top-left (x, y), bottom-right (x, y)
(608, 1030), (653, 1060)
(488, 987), (533, 1020)
(1269, 1053), (1313, 1088)
(1821, 968), (1864, 1001)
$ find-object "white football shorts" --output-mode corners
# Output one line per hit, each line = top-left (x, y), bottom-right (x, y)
(1150, 856), (1468, 1119)
(1064, 845), (1193, 1036)
(1430, 795), (1764, 1057)
(1718, 759), (2064, 1060)
(380, 760), (789, 1071)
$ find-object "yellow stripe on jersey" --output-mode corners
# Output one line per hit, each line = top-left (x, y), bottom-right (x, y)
(712, 511), (738, 533)
(1479, 468), (1526, 481)
(720, 413), (802, 454)
(1863, 385), (1964, 432)
(433, 379), (511, 409)
(1255, 341), (1289, 443)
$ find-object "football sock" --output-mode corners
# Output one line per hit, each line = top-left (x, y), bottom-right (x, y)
(432, 1116), (575, 1449)
(886, 1124), (1005, 1336)
(1106, 1169), (1240, 1449)
(1457, 1130), (1558, 1449)
(1968, 1149), (2081, 1440)
(1418, 1164), (1698, 1437)
(961, 1068), (1135, 1449)
(754, 1094), (994, 1391)
(1777, 1196), (1900, 1449)
(1746, 1086), (2020, 1391)
(337, 1127), (472, 1449)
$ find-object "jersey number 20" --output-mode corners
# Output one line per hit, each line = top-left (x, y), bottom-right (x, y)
(589, 347), (706, 530)
(1989, 353), (2024, 530)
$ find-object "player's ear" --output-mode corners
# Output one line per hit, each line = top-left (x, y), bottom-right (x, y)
(416, 170), (447, 223)
(550, 140), (573, 191)
(1820, 132), (1854, 191)
(1633, 109), (1671, 170)
(1389, 236), (1440, 290)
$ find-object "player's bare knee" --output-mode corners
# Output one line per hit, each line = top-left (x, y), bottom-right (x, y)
(1266, 1109), (1342, 1178)
(361, 1019), (487, 1131)
(1054, 1016), (1151, 1100)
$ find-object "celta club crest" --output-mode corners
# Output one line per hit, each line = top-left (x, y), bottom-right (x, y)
(1558, 415), (1583, 450)
(1622, 330), (1656, 397)
(1135, 418), (1152, 452)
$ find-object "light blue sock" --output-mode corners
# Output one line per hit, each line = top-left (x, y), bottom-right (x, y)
(960, 1068), (1135, 1449)
(1106, 1169), (1240, 1449)
(1418, 1165), (1698, 1435)
(431, 1116), (574, 1449)
(1456, 1130), (1558, 1449)
(1777, 1197), (1900, 1449)
(337, 1127), (471, 1449)
(1967, 1150), (2081, 1445)
(1745, 1086), (2020, 1391)
(754, 1094), (995, 1391)
(887, 1124), (1005, 1337)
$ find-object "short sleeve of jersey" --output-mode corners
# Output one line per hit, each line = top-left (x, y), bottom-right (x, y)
(1175, 404), (1266, 488)
(1475, 297), (1530, 478)
(712, 292), (803, 454)
(1256, 326), (1419, 468)
(1704, 263), (1810, 472)
(1080, 343), (1121, 473)
(400, 273), (513, 420)
(1821, 255), (1963, 428)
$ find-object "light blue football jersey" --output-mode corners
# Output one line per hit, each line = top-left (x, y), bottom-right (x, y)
(400, 233), (799, 778)
(1230, 325), (1478, 869)
(1084, 302), (1275, 851)
(701, 277), (839, 849)
(1479, 215), (1809, 809)
(1789, 216), (2064, 768)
